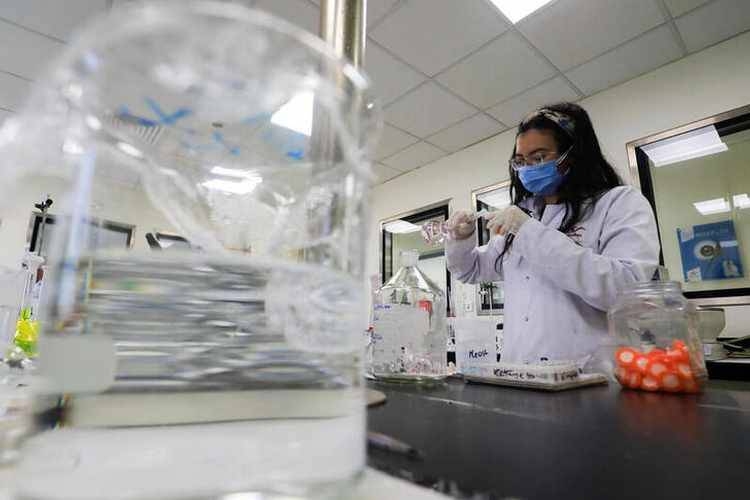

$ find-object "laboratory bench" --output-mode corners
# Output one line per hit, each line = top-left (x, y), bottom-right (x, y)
(366, 378), (750, 499)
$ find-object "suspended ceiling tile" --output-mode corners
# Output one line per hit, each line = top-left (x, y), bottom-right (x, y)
(254, 0), (320, 35)
(0, 0), (107, 41)
(675, 0), (750, 53)
(663, 0), (712, 18)
(0, 108), (13, 125)
(384, 82), (476, 137)
(0, 19), (64, 80)
(518, 0), (667, 71)
(375, 124), (420, 160)
(487, 76), (579, 127)
(371, 0), (508, 76)
(0, 72), (32, 111)
(372, 162), (402, 183)
(437, 31), (556, 108)
(365, 42), (427, 105)
(381, 141), (445, 171)
(565, 25), (683, 96)
(367, 0), (400, 27)
(426, 113), (505, 153)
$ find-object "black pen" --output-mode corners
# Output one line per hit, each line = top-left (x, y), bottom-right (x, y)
(367, 431), (424, 460)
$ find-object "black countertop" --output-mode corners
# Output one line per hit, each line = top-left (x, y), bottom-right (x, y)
(366, 378), (750, 499)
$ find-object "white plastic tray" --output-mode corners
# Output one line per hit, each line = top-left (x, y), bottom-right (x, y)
(464, 372), (609, 392)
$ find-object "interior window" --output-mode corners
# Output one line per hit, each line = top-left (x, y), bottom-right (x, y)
(631, 106), (750, 302)
(380, 204), (451, 314)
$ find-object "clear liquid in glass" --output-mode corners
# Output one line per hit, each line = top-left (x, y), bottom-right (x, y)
(19, 252), (364, 500)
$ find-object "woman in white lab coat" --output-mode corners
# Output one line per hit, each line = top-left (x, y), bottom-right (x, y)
(445, 102), (659, 365)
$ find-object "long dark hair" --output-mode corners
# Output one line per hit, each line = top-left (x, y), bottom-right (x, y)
(496, 102), (622, 268)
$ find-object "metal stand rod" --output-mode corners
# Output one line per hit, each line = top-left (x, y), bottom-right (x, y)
(305, 1), (367, 271)
(319, 0), (367, 67)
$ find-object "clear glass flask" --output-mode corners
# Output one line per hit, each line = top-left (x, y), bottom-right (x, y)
(370, 250), (447, 382)
(0, 2), (380, 499)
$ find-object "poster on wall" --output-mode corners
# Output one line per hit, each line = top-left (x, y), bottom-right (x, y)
(677, 220), (743, 282)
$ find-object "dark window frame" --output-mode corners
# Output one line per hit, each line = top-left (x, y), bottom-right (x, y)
(380, 203), (452, 316)
(27, 212), (135, 256)
(472, 181), (511, 315)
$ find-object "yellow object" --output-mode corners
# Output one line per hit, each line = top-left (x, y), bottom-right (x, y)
(14, 308), (39, 356)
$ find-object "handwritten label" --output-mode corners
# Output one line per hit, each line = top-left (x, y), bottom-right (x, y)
(468, 349), (489, 359)
(493, 364), (579, 382)
(454, 318), (497, 375)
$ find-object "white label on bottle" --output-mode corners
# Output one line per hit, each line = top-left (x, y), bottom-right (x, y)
(372, 304), (429, 360)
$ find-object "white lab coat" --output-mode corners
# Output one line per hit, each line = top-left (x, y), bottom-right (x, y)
(446, 186), (659, 364)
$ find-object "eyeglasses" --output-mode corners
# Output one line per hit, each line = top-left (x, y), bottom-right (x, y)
(509, 146), (572, 171)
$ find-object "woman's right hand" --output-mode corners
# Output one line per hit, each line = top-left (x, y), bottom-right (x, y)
(444, 211), (476, 241)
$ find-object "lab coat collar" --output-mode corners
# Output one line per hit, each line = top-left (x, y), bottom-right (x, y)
(519, 196), (566, 221)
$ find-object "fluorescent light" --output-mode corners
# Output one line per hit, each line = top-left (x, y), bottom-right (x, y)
(733, 194), (750, 209)
(383, 220), (422, 234)
(85, 115), (102, 130)
(271, 91), (314, 136)
(210, 165), (261, 180)
(206, 167), (263, 195)
(488, 0), (553, 23)
(642, 125), (728, 167)
(694, 197), (730, 216)
(62, 139), (84, 155)
(202, 178), (260, 195)
(221, 493), (263, 500)
(477, 190), (511, 209)
(116, 141), (143, 158)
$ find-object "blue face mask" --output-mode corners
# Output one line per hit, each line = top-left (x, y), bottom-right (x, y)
(516, 149), (571, 196)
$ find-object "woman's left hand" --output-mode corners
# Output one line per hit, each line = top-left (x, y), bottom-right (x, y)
(486, 206), (531, 236)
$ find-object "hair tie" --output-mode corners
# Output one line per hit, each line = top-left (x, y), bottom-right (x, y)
(522, 108), (575, 137)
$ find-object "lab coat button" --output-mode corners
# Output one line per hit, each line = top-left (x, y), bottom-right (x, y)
(523, 316), (529, 322)
(525, 275), (530, 280)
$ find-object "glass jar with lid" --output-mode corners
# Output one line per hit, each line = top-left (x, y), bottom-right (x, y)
(608, 281), (707, 393)
(370, 250), (447, 382)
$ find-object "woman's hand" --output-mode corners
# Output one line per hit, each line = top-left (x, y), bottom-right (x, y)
(486, 206), (531, 236)
(444, 210), (476, 241)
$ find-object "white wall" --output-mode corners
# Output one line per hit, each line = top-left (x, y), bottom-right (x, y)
(0, 175), (176, 271)
(369, 31), (750, 335)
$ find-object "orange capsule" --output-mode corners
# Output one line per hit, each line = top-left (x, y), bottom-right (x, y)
(647, 360), (669, 378)
(659, 372), (682, 392)
(666, 347), (689, 363)
(625, 371), (642, 390)
(634, 354), (649, 374)
(615, 347), (638, 368)
(647, 348), (667, 360)
(672, 339), (688, 351)
(641, 376), (660, 391)
(675, 362), (693, 380)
